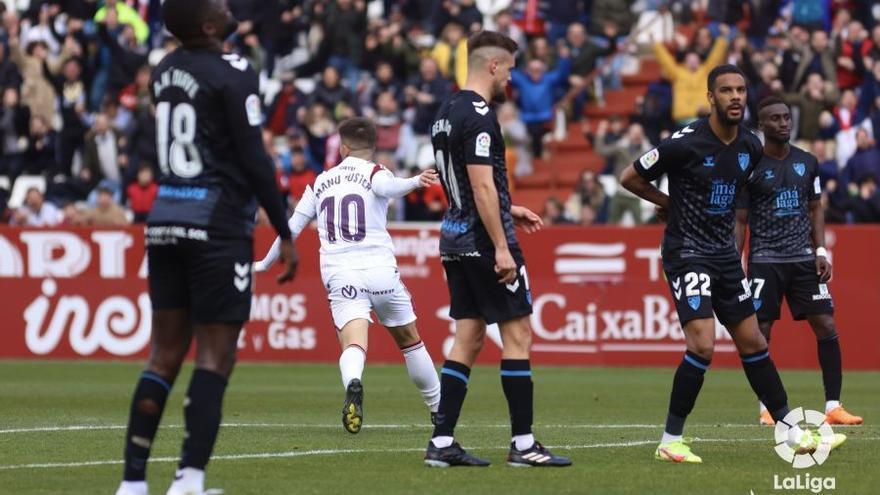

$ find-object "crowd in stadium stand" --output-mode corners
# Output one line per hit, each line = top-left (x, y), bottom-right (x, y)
(0, 0), (878, 227)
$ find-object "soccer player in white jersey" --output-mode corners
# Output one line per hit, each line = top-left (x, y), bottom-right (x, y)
(255, 117), (442, 434)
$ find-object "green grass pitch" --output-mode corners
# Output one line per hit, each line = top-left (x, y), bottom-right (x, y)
(1, 360), (878, 494)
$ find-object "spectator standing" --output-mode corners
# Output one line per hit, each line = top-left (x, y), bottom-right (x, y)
(510, 45), (571, 158)
(23, 115), (59, 175)
(82, 113), (126, 192)
(594, 120), (652, 224)
(653, 25), (729, 125)
(0, 87), (30, 181)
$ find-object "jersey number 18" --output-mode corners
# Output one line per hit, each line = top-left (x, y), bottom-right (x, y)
(156, 102), (204, 178)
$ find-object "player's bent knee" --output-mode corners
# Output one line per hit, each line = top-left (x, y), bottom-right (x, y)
(386, 321), (420, 348)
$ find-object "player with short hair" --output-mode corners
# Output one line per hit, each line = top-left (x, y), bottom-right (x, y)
(115, 1), (298, 495)
(425, 30), (570, 468)
(620, 65), (845, 464)
(735, 96), (863, 426)
(254, 117), (443, 434)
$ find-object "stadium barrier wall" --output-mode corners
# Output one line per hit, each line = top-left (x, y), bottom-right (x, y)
(0, 225), (877, 369)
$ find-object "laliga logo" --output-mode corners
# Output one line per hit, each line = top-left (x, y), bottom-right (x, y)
(774, 407), (834, 468)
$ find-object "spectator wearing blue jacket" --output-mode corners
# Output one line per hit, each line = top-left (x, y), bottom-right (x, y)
(511, 49), (571, 158)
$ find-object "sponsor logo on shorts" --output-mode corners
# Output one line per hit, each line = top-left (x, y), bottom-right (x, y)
(738, 278), (752, 302)
(812, 283), (832, 301)
(233, 263), (250, 292)
(753, 299), (763, 310)
(687, 295), (701, 310)
(341, 285), (358, 299)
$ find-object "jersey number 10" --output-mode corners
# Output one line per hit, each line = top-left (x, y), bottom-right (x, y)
(320, 194), (366, 243)
(156, 102), (204, 178)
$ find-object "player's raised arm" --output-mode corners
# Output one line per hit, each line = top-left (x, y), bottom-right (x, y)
(371, 167), (438, 198)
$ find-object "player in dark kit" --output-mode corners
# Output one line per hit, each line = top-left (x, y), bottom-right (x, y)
(735, 96), (863, 427)
(620, 65), (845, 463)
(115, 1), (298, 494)
(425, 31), (570, 468)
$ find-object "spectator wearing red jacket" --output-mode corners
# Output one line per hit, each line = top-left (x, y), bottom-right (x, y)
(126, 163), (157, 223)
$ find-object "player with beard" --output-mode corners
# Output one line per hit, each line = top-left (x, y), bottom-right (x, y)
(735, 96), (863, 426)
(115, 1), (298, 494)
(620, 65), (845, 464)
(425, 31), (570, 468)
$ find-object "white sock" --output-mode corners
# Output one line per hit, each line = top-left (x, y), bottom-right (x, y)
(825, 400), (841, 413)
(169, 467), (204, 492)
(431, 435), (454, 448)
(401, 341), (441, 412)
(339, 345), (366, 389)
(661, 432), (683, 444)
(116, 480), (148, 495)
(513, 434), (535, 451)
(759, 401), (768, 413)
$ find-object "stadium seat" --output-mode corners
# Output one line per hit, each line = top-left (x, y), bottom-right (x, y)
(8, 175), (46, 209)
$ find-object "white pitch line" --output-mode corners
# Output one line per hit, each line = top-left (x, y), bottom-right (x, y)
(2, 437), (878, 472)
(0, 422), (871, 435)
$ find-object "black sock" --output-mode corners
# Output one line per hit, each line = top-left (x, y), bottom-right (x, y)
(432, 360), (470, 438)
(123, 371), (172, 481)
(741, 349), (790, 422)
(817, 333), (842, 402)
(500, 359), (533, 438)
(179, 369), (228, 470)
(664, 351), (709, 436)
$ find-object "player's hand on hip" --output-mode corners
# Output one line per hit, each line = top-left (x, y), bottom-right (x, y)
(419, 168), (439, 188)
(494, 248), (517, 284)
(816, 256), (833, 283)
(277, 239), (299, 284)
(510, 205), (544, 233)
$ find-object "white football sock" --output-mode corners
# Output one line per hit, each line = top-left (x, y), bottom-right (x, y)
(661, 432), (683, 444)
(431, 435), (454, 448)
(167, 467), (204, 494)
(759, 401), (768, 413)
(339, 345), (366, 389)
(116, 480), (148, 495)
(825, 400), (841, 413)
(513, 434), (535, 451)
(401, 341), (441, 412)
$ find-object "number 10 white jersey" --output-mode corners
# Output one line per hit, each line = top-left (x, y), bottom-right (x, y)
(295, 156), (420, 279)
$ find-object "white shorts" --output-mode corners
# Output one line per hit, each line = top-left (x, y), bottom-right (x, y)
(324, 266), (417, 330)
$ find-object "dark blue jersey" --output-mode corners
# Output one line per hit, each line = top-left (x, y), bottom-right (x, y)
(148, 48), (290, 240)
(737, 145), (820, 262)
(431, 90), (518, 254)
(633, 118), (763, 260)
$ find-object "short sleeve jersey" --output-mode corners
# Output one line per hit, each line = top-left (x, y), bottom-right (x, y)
(148, 49), (266, 239)
(295, 157), (398, 277)
(431, 90), (518, 254)
(633, 118), (763, 260)
(737, 145), (820, 263)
